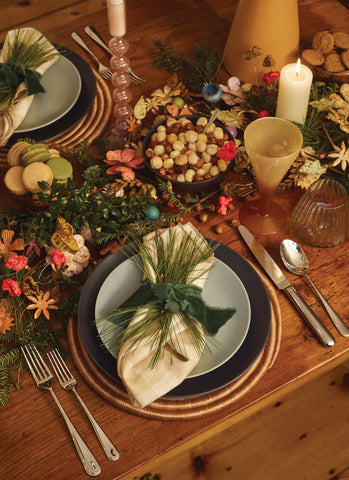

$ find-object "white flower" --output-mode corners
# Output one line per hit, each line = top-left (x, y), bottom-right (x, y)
(328, 141), (349, 170)
(219, 77), (252, 106)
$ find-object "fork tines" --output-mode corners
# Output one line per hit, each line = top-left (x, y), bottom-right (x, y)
(21, 345), (52, 384)
(47, 349), (73, 384)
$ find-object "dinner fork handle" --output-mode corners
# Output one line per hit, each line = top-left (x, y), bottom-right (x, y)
(49, 389), (101, 476)
(71, 32), (101, 65)
(73, 389), (120, 461)
(84, 26), (112, 56)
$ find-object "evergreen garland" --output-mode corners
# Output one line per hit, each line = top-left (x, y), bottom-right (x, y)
(154, 38), (222, 93)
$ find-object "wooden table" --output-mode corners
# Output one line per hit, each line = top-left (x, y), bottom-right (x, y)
(1, 1), (349, 479)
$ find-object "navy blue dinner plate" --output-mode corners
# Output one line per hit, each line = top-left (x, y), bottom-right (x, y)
(78, 241), (271, 398)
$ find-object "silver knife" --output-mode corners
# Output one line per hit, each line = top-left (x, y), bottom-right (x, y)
(238, 225), (335, 347)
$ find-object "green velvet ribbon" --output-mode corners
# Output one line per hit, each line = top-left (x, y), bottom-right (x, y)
(118, 278), (236, 335)
(0, 62), (44, 96)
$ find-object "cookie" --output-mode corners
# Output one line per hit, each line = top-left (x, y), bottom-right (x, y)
(46, 157), (73, 184)
(341, 50), (349, 70)
(301, 48), (324, 66)
(22, 162), (53, 193)
(324, 52), (345, 72)
(48, 148), (61, 158)
(333, 31), (349, 49)
(312, 31), (335, 54)
(4, 166), (27, 195)
(21, 143), (51, 166)
(7, 141), (31, 167)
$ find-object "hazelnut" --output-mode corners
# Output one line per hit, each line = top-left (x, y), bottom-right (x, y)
(199, 212), (208, 223)
(210, 165), (220, 176)
(163, 158), (174, 169)
(175, 154), (188, 166)
(145, 148), (154, 159)
(194, 173), (204, 182)
(214, 224), (223, 234)
(165, 144), (173, 154)
(150, 156), (163, 169)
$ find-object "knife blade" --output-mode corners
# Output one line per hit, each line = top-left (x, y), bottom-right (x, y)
(238, 225), (335, 347)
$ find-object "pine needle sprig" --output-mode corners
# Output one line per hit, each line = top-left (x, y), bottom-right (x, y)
(154, 38), (222, 93)
(4, 29), (58, 69)
(96, 228), (218, 368)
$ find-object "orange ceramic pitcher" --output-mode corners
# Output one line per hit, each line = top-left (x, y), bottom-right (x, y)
(223, 0), (300, 84)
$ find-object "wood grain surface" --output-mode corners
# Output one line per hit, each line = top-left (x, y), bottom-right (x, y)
(1, 1), (349, 479)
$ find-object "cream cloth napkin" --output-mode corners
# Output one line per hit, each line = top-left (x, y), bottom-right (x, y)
(117, 222), (214, 409)
(0, 27), (59, 146)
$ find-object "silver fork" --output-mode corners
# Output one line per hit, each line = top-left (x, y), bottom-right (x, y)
(84, 26), (145, 84)
(71, 32), (112, 80)
(21, 345), (101, 477)
(47, 349), (120, 462)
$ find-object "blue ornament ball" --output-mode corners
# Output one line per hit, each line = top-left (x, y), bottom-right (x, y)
(144, 205), (160, 220)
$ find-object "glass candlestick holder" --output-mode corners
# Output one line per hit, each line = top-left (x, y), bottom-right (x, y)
(109, 35), (133, 146)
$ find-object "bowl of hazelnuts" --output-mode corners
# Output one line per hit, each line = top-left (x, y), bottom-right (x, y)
(142, 115), (235, 193)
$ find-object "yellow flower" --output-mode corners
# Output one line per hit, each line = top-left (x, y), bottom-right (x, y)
(26, 290), (58, 320)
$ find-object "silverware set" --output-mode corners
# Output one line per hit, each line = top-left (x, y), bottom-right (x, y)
(238, 225), (349, 348)
(71, 26), (144, 84)
(21, 345), (119, 477)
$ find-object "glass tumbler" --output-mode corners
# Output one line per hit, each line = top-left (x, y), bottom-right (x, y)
(291, 178), (349, 247)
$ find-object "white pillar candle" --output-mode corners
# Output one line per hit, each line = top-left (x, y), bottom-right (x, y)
(275, 59), (313, 124)
(107, 0), (126, 37)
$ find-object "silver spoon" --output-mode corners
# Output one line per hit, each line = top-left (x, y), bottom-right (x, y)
(280, 239), (349, 337)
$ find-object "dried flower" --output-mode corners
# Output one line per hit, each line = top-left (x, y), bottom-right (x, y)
(5, 255), (28, 271)
(257, 110), (270, 118)
(217, 195), (232, 215)
(51, 250), (66, 269)
(219, 141), (237, 162)
(2, 279), (22, 297)
(26, 290), (58, 320)
(262, 71), (280, 84)
(218, 107), (252, 130)
(25, 238), (41, 256)
(294, 159), (327, 189)
(0, 229), (24, 260)
(328, 141), (349, 170)
(22, 276), (40, 297)
(220, 77), (252, 106)
(148, 85), (181, 108)
(104, 148), (145, 179)
(0, 298), (15, 334)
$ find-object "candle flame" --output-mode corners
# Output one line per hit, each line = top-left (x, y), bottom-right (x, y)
(296, 58), (301, 78)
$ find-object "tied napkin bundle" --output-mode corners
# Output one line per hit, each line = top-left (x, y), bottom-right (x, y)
(98, 223), (236, 408)
(0, 27), (59, 146)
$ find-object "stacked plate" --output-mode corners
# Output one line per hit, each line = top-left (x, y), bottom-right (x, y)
(9, 47), (97, 144)
(78, 241), (272, 399)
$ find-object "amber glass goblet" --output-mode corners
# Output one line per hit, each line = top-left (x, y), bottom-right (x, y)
(239, 117), (303, 235)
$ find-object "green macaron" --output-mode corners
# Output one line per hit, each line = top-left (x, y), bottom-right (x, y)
(46, 157), (73, 184)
